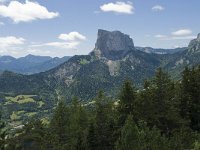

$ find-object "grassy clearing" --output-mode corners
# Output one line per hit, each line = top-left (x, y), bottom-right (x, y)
(25, 112), (37, 117)
(10, 112), (21, 121)
(41, 117), (50, 125)
(38, 101), (45, 108)
(80, 59), (89, 65)
(5, 95), (36, 104)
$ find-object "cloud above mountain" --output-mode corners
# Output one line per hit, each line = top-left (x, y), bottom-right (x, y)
(171, 29), (192, 36)
(0, 31), (86, 57)
(58, 32), (86, 41)
(0, 36), (25, 48)
(0, 36), (26, 56)
(155, 29), (195, 40)
(0, 0), (8, 3)
(100, 1), (134, 14)
(33, 32), (86, 49)
(152, 5), (165, 12)
(0, 0), (59, 23)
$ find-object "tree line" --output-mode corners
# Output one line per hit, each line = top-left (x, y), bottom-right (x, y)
(0, 66), (200, 150)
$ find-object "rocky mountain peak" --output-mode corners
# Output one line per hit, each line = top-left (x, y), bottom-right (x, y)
(93, 29), (135, 59)
(197, 33), (200, 41)
(188, 34), (200, 53)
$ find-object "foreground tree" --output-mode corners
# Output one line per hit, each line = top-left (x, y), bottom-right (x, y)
(117, 80), (137, 127)
(138, 68), (183, 134)
(87, 122), (97, 150)
(0, 112), (6, 150)
(116, 115), (170, 150)
(180, 66), (200, 131)
(49, 100), (70, 148)
(67, 97), (88, 150)
(116, 115), (143, 150)
(94, 91), (115, 150)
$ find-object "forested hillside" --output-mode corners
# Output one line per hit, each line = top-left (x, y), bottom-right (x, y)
(0, 66), (200, 149)
(2, 30), (200, 102)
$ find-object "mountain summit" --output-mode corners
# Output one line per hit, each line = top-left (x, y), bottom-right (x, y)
(93, 29), (135, 59)
(197, 33), (200, 41)
(1, 29), (200, 101)
(188, 33), (200, 53)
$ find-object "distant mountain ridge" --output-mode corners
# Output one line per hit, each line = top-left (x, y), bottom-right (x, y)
(0, 55), (71, 74)
(136, 47), (186, 54)
(0, 29), (200, 102)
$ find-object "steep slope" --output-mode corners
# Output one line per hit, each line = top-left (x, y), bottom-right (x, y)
(40, 30), (160, 100)
(162, 34), (200, 78)
(1, 30), (200, 101)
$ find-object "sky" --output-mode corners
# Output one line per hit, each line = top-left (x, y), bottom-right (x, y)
(0, 0), (200, 58)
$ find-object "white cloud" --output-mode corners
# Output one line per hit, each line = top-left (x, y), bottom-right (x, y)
(0, 0), (59, 23)
(0, 36), (25, 48)
(155, 35), (196, 40)
(155, 28), (195, 41)
(59, 32), (86, 41)
(0, 0), (9, 3)
(0, 22), (4, 25)
(155, 34), (167, 38)
(152, 5), (165, 11)
(173, 45), (181, 48)
(0, 33), (87, 57)
(171, 36), (196, 40)
(44, 42), (80, 49)
(100, 1), (134, 14)
(171, 29), (192, 36)
(33, 32), (86, 49)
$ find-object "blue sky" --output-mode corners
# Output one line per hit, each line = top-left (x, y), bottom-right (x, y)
(0, 0), (199, 57)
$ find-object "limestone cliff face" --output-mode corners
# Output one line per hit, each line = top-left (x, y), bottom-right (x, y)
(188, 33), (200, 53)
(93, 29), (135, 59)
(197, 33), (200, 42)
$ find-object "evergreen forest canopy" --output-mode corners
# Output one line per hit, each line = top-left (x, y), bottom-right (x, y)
(0, 66), (200, 150)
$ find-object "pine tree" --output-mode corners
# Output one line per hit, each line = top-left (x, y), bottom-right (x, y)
(67, 97), (88, 150)
(50, 100), (69, 148)
(117, 80), (137, 128)
(138, 68), (182, 133)
(87, 122), (97, 150)
(138, 121), (170, 150)
(180, 66), (191, 119)
(20, 119), (47, 150)
(169, 127), (197, 150)
(116, 115), (143, 150)
(180, 66), (200, 131)
(94, 91), (115, 150)
(0, 111), (6, 150)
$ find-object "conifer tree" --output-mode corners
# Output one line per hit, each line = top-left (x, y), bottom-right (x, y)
(180, 66), (200, 131)
(67, 97), (88, 150)
(139, 68), (182, 133)
(0, 111), (6, 150)
(117, 80), (137, 127)
(50, 100), (69, 147)
(20, 119), (47, 150)
(87, 122), (97, 150)
(94, 90), (114, 150)
(116, 115), (143, 150)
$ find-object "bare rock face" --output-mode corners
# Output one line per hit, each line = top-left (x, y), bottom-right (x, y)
(188, 33), (200, 53)
(197, 33), (200, 41)
(94, 29), (135, 59)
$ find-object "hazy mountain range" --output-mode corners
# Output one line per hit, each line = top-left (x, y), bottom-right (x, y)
(0, 55), (71, 74)
(0, 30), (200, 101)
(136, 47), (186, 54)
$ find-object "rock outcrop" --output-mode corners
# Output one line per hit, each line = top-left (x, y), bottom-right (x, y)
(197, 33), (200, 41)
(93, 29), (135, 59)
(188, 33), (200, 53)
